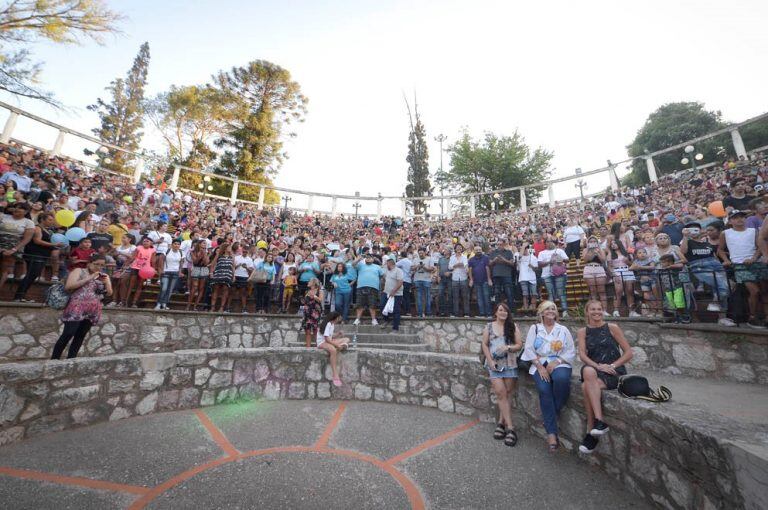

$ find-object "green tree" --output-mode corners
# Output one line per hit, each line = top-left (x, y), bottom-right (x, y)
(212, 60), (307, 193)
(625, 102), (729, 186)
(0, 0), (122, 106)
(404, 98), (431, 215)
(88, 42), (150, 175)
(739, 117), (768, 154)
(438, 129), (553, 211)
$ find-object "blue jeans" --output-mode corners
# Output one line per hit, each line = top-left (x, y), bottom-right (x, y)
(532, 367), (572, 435)
(492, 276), (515, 310)
(544, 275), (568, 313)
(687, 258), (729, 308)
(158, 272), (179, 306)
(474, 280), (491, 317)
(335, 291), (352, 322)
(414, 280), (432, 316)
(379, 293), (403, 330)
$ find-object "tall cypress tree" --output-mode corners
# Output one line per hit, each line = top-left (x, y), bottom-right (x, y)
(405, 97), (431, 215)
(89, 42), (151, 175)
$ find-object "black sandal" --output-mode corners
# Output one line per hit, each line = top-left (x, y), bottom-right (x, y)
(493, 423), (505, 440)
(504, 429), (518, 447)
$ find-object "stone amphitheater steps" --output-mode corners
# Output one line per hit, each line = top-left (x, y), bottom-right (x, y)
(286, 341), (429, 351)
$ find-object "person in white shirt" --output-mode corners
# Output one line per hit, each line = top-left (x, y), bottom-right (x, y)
(395, 252), (413, 316)
(520, 300), (576, 451)
(155, 239), (182, 310)
(231, 242), (254, 313)
(316, 311), (350, 388)
(517, 244), (539, 311)
(537, 239), (570, 318)
(147, 222), (172, 280)
(563, 218), (586, 261)
(449, 244), (470, 317)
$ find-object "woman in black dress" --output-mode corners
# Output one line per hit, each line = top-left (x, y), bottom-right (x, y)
(576, 300), (633, 454)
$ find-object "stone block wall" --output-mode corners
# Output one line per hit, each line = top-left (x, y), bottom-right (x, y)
(2, 304), (767, 385)
(0, 347), (763, 509)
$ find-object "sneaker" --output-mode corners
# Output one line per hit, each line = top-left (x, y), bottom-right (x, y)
(717, 318), (736, 327)
(612, 311), (620, 317)
(679, 314), (692, 324)
(590, 420), (610, 436)
(332, 378), (343, 387)
(154, 304), (162, 310)
(371, 319), (379, 326)
(579, 434), (599, 454)
(603, 311), (611, 318)
(561, 311), (569, 319)
(629, 311), (641, 318)
(353, 318), (361, 325)
(747, 318), (767, 329)
(50, 276), (60, 283)
(106, 302), (117, 308)
(707, 303), (722, 312)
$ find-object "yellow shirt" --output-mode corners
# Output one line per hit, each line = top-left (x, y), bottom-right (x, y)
(107, 223), (128, 246)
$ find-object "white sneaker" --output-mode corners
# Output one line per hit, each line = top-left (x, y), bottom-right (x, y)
(718, 318), (736, 327)
(353, 318), (361, 326)
(603, 311), (611, 318)
(707, 303), (722, 312)
(371, 319), (379, 326)
(612, 311), (620, 317)
(50, 275), (60, 282)
(106, 302), (117, 308)
(629, 311), (641, 318)
(154, 304), (162, 310)
(561, 311), (569, 319)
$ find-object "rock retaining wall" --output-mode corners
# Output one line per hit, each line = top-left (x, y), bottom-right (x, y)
(0, 348), (764, 509)
(2, 304), (767, 385)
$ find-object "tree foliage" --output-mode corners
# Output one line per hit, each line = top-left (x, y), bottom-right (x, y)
(625, 102), (729, 186)
(404, 97), (431, 215)
(88, 42), (150, 175)
(212, 60), (307, 185)
(0, 0), (122, 106)
(438, 130), (553, 211)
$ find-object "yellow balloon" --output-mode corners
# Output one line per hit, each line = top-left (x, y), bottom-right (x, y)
(256, 240), (268, 249)
(123, 195), (133, 204)
(182, 232), (191, 241)
(55, 209), (75, 228)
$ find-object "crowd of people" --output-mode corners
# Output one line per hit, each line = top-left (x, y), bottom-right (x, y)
(2, 139), (768, 340)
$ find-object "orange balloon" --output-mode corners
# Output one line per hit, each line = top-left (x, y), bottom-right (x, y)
(708, 200), (725, 218)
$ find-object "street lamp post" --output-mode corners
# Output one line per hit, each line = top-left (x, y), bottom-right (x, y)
(574, 167), (586, 200)
(197, 175), (212, 198)
(435, 134), (447, 216)
(353, 191), (361, 217)
(282, 194), (292, 211)
(681, 145), (704, 173)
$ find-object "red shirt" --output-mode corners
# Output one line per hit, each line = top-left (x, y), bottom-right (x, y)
(70, 247), (95, 269)
(648, 218), (660, 228)
(533, 241), (546, 256)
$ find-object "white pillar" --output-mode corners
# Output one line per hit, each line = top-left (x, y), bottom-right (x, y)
(376, 198), (383, 219)
(644, 156), (658, 183)
(169, 165), (181, 191)
(446, 198), (453, 219)
(230, 179), (239, 204)
(51, 129), (65, 156)
(731, 128), (748, 159)
(307, 194), (314, 215)
(519, 188), (527, 213)
(469, 195), (476, 218)
(331, 197), (338, 217)
(547, 184), (555, 207)
(401, 197), (407, 218)
(441, 194), (447, 218)
(0, 112), (19, 144)
(133, 157), (144, 184)
(257, 186), (265, 209)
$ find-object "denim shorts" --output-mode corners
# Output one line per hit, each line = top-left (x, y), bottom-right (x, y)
(488, 366), (519, 379)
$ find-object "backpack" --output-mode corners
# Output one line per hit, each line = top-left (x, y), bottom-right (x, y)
(45, 282), (71, 310)
(618, 375), (671, 402)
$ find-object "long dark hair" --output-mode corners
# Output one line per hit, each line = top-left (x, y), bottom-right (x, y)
(319, 311), (341, 336)
(609, 237), (630, 260)
(493, 303), (515, 346)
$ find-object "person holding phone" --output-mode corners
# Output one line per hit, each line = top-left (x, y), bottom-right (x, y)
(51, 254), (112, 359)
(481, 303), (523, 447)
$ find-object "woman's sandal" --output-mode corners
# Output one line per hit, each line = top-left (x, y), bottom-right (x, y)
(504, 429), (518, 447)
(493, 423), (506, 440)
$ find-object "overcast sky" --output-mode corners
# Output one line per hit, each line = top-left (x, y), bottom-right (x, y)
(2, 0), (767, 215)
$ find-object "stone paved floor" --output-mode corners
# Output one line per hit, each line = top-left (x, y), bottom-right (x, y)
(0, 400), (652, 510)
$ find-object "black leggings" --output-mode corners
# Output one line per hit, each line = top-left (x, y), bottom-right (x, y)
(14, 256), (48, 300)
(51, 320), (93, 359)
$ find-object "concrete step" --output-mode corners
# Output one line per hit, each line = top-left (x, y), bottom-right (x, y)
(344, 332), (421, 344)
(350, 324), (416, 334)
(287, 341), (429, 351)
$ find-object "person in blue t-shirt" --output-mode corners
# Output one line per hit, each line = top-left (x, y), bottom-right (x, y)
(331, 262), (355, 322)
(354, 253), (384, 325)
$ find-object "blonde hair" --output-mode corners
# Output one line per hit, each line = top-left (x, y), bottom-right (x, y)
(584, 299), (604, 325)
(537, 300), (558, 320)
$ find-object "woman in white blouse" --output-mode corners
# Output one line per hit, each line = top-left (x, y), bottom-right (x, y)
(520, 300), (576, 452)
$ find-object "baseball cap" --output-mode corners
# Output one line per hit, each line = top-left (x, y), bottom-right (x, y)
(664, 214), (676, 222)
(728, 210), (747, 218)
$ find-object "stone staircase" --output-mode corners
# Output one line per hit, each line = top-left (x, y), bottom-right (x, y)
(287, 324), (427, 351)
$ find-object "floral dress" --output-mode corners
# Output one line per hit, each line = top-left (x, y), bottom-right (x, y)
(211, 255), (234, 286)
(302, 289), (322, 334)
(62, 270), (106, 324)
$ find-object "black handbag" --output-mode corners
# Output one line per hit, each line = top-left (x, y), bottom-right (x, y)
(618, 375), (671, 402)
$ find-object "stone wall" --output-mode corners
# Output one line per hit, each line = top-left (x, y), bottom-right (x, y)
(0, 347), (763, 509)
(2, 304), (767, 385)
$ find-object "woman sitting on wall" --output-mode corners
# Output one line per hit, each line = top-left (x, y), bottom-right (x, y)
(576, 300), (633, 454)
(481, 302), (523, 447)
(520, 300), (576, 452)
(317, 311), (349, 387)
